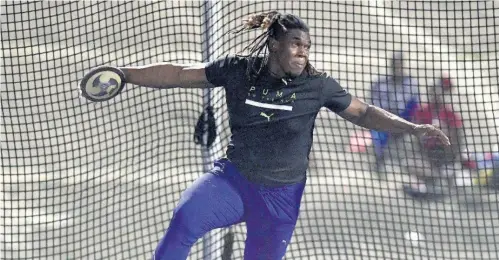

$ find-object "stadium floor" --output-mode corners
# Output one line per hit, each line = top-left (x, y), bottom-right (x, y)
(2, 158), (498, 260)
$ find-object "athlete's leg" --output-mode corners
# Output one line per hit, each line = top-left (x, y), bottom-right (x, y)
(153, 160), (244, 260)
(243, 179), (306, 260)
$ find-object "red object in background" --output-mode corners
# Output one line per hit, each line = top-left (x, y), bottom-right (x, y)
(414, 103), (463, 149)
(462, 152), (494, 170)
(349, 130), (372, 153)
(415, 103), (463, 128)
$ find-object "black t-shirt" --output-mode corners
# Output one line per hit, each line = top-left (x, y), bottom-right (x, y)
(205, 55), (352, 186)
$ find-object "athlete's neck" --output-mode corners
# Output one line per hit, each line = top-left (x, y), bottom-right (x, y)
(267, 56), (287, 79)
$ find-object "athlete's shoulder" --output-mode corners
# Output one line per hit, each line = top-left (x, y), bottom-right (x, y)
(314, 71), (331, 77)
(311, 72), (348, 94)
(206, 54), (250, 79)
(307, 70), (331, 82)
(298, 71), (330, 90)
(205, 54), (251, 87)
(315, 71), (352, 111)
(213, 53), (249, 67)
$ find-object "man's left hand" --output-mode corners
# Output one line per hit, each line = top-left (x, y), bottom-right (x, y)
(412, 124), (451, 146)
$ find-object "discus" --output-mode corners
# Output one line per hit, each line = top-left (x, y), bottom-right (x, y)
(79, 66), (126, 102)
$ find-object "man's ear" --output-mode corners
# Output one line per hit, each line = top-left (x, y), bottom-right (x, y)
(268, 37), (279, 52)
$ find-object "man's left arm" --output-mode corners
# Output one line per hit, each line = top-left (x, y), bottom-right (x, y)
(337, 97), (450, 146)
(320, 75), (449, 146)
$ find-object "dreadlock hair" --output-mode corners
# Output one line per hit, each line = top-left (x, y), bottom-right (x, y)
(232, 11), (321, 84)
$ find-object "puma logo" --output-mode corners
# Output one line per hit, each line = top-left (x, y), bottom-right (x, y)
(260, 112), (274, 121)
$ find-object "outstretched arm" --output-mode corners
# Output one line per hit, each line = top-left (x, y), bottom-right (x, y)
(118, 55), (243, 90)
(337, 97), (450, 146)
(119, 63), (214, 89)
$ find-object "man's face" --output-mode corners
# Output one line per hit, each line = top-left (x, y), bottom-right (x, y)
(274, 29), (311, 78)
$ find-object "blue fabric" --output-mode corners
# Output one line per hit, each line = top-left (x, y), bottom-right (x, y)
(371, 97), (419, 158)
(399, 97), (419, 121)
(153, 159), (306, 260)
(370, 129), (390, 157)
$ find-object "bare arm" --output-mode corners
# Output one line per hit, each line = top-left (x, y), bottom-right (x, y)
(119, 63), (215, 89)
(338, 97), (418, 134)
(337, 97), (450, 145)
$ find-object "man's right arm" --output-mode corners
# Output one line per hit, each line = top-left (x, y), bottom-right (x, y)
(119, 62), (215, 89)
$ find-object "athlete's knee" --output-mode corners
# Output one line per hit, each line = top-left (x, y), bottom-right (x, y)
(170, 201), (210, 239)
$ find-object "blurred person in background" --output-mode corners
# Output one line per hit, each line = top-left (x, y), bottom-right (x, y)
(402, 72), (465, 198)
(370, 51), (420, 176)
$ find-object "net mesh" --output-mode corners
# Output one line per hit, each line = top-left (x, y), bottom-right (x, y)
(1, 1), (498, 259)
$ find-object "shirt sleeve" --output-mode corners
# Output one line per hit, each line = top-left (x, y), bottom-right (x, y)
(321, 75), (353, 113)
(204, 54), (246, 88)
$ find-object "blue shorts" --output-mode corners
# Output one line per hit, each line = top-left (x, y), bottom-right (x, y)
(153, 159), (306, 260)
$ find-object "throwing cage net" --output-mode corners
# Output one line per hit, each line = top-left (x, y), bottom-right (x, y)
(1, 1), (498, 259)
